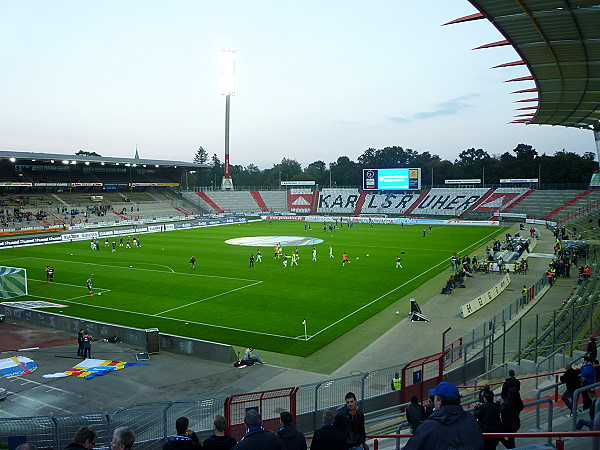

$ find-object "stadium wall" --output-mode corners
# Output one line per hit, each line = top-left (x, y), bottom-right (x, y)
(0, 304), (237, 363)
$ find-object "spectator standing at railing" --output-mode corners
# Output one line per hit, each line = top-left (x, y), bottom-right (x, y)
(406, 396), (426, 433)
(111, 426), (135, 450)
(310, 410), (345, 450)
(163, 416), (202, 449)
(580, 355), (595, 410)
(334, 392), (366, 450)
(561, 363), (582, 416)
(402, 382), (483, 450)
(277, 411), (306, 450)
(203, 415), (236, 450)
(233, 409), (283, 450)
(576, 389), (598, 431)
(65, 425), (97, 449)
(500, 370), (520, 401)
(587, 337), (597, 362)
(499, 387), (524, 449)
(473, 390), (502, 450)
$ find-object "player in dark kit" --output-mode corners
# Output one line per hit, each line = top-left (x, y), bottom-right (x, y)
(190, 256), (196, 270)
(249, 253), (254, 268)
(87, 276), (93, 296)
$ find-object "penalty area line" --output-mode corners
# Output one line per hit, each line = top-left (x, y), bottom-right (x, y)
(155, 281), (263, 314)
(36, 295), (300, 341)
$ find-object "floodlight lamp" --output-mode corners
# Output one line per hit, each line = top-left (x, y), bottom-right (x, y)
(85, 162), (90, 165)
(125, 163), (131, 167)
(219, 49), (236, 95)
(31, 159), (36, 162)
(115, 163), (119, 166)
(9, 158), (15, 162)
(155, 164), (159, 167)
(71, 160), (76, 164)
(62, 160), (69, 164)
(143, 164), (147, 167)
(50, 160), (55, 163)
(132, 164), (137, 167)
(101, 162), (105, 165)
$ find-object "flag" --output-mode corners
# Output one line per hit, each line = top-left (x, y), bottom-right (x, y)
(43, 359), (147, 380)
(302, 318), (306, 325)
(0, 356), (37, 378)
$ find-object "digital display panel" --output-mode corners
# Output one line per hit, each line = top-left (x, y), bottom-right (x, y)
(362, 168), (420, 190)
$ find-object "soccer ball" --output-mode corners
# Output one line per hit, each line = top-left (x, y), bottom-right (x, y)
(366, 254), (370, 257)
(98, 293), (102, 296)
(356, 257), (359, 260)
(395, 311), (400, 315)
(70, 253), (73, 256)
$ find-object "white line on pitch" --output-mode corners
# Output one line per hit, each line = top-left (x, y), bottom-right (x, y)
(48, 292), (299, 340)
(7, 391), (76, 415)
(309, 228), (503, 340)
(21, 257), (261, 283)
(156, 281), (263, 314)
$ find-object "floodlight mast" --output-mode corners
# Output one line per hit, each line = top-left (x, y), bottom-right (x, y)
(220, 49), (236, 190)
(594, 122), (600, 171)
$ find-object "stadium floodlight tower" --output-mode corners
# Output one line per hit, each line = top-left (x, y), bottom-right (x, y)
(594, 122), (600, 170)
(220, 49), (236, 190)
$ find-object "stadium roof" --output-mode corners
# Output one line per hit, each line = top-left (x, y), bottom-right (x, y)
(448, 1), (600, 128)
(0, 150), (209, 169)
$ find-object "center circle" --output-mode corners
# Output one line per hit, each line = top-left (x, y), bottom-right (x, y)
(225, 236), (324, 247)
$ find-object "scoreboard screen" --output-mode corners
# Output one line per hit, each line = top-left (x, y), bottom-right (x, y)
(362, 168), (421, 190)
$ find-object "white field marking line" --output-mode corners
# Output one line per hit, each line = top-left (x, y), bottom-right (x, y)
(155, 281), (263, 314)
(309, 228), (502, 340)
(14, 377), (72, 394)
(29, 278), (109, 290)
(37, 290), (300, 340)
(135, 263), (175, 273)
(15, 256), (261, 283)
(5, 391), (76, 415)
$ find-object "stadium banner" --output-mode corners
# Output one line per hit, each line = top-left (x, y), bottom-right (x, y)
(499, 212), (527, 219)
(281, 181), (315, 186)
(290, 188), (313, 194)
(0, 182), (32, 186)
(460, 273), (511, 318)
(34, 182), (70, 187)
(0, 234), (63, 248)
(526, 218), (557, 227)
(361, 192), (420, 215)
(590, 173), (600, 187)
(130, 182), (179, 187)
(263, 215), (500, 227)
(71, 182), (103, 187)
(500, 178), (538, 183)
(445, 179), (481, 184)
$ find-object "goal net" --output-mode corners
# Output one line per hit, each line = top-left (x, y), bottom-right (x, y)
(0, 266), (28, 299)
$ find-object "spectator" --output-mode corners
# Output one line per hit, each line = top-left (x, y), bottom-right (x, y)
(474, 390), (502, 450)
(478, 385), (491, 404)
(405, 396), (425, 433)
(163, 416), (202, 449)
(423, 394), (435, 419)
(402, 382), (483, 450)
(334, 392), (366, 450)
(244, 347), (265, 365)
(65, 425), (97, 449)
(111, 427), (135, 450)
(499, 387), (524, 449)
(587, 337), (597, 362)
(277, 411), (306, 450)
(15, 445), (37, 450)
(580, 355), (596, 410)
(310, 410), (345, 450)
(203, 415), (236, 450)
(576, 390), (599, 430)
(233, 409), (283, 449)
(500, 370), (520, 401)
(561, 363), (582, 416)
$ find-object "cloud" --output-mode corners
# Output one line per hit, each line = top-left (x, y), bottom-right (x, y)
(391, 93), (479, 123)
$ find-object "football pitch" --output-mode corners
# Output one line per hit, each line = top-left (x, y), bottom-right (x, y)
(1, 221), (508, 357)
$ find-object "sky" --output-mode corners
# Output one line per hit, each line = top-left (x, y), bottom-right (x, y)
(0, 1), (596, 169)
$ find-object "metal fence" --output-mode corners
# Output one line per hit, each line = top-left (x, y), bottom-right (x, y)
(2, 267), (598, 449)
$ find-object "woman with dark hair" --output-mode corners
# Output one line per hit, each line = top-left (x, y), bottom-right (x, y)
(499, 387), (524, 449)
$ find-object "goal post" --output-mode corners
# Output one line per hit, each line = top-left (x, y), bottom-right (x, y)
(0, 266), (28, 299)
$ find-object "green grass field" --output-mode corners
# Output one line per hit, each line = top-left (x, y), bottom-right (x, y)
(1, 221), (507, 356)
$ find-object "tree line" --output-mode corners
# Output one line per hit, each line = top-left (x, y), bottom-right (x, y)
(190, 144), (598, 188)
